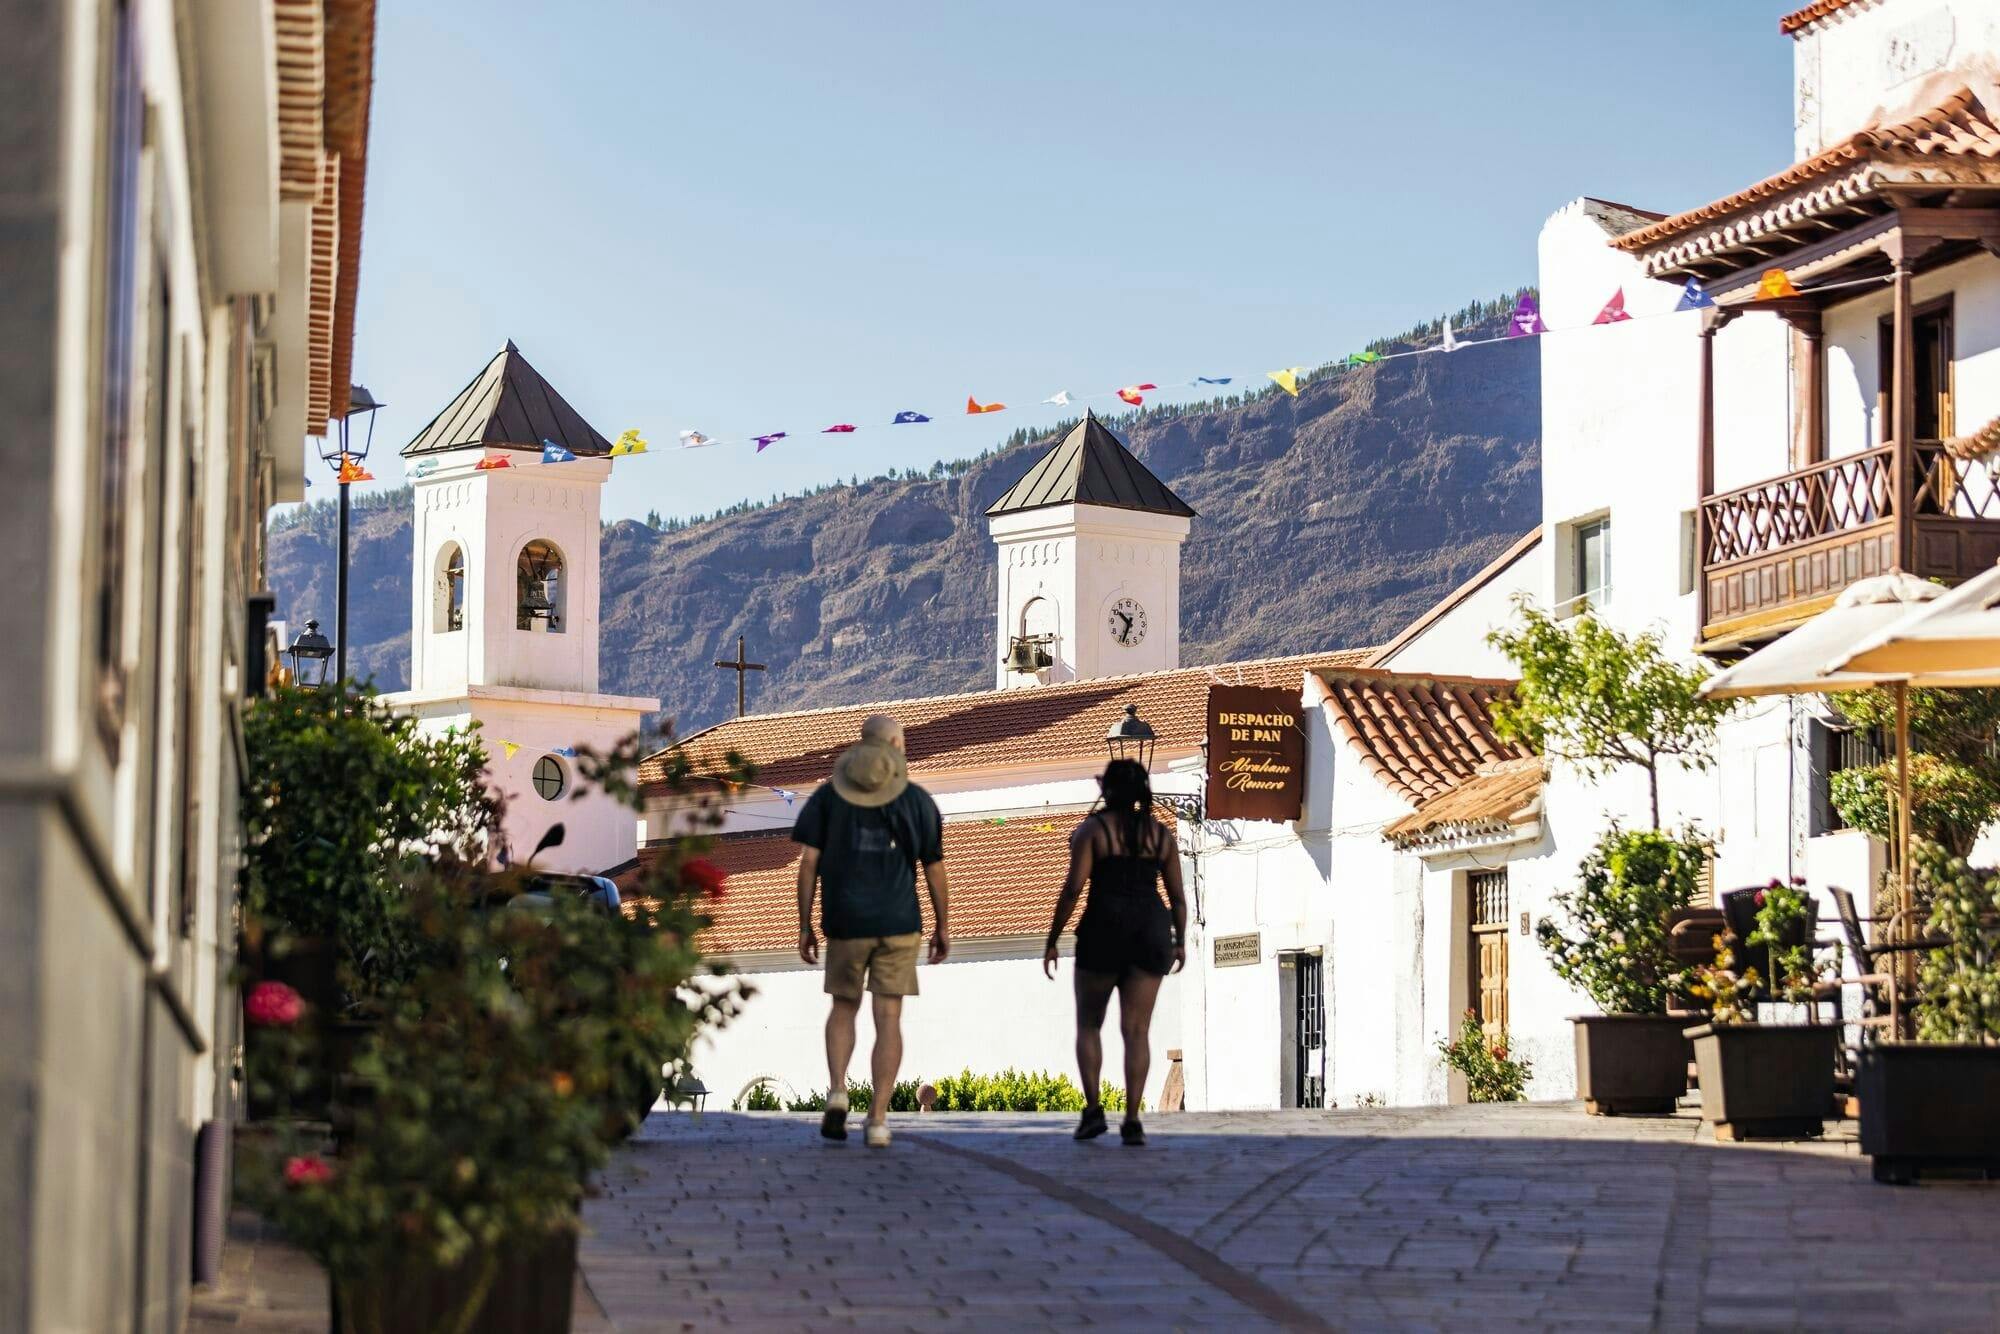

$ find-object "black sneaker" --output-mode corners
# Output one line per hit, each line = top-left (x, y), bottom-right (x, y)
(820, 1100), (849, 1141)
(1120, 1118), (1146, 1147)
(1074, 1106), (1108, 1141)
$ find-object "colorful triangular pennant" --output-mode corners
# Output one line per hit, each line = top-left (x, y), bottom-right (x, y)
(1756, 268), (1802, 299)
(822, 423), (857, 434)
(1343, 351), (1382, 368)
(1267, 367), (1304, 396)
(1116, 383), (1158, 406)
(1195, 376), (1233, 385)
(540, 438), (577, 464)
(501, 740), (520, 758)
(1505, 294), (1547, 338)
(754, 432), (787, 452)
(678, 430), (714, 449)
(1043, 390), (1073, 407)
(409, 460), (438, 478)
(336, 454), (373, 483)
(1593, 289), (1631, 324)
(610, 429), (649, 456)
(966, 396), (1005, 414)
(1675, 277), (1712, 311)
(473, 455), (512, 471)
(892, 411), (930, 424)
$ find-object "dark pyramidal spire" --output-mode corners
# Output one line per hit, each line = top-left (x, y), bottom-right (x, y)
(985, 409), (1196, 518)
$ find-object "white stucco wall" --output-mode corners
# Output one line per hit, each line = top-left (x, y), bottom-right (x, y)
(1372, 538), (1543, 678)
(1824, 251), (2000, 450)
(693, 943), (1184, 1112)
(1792, 0), (2000, 157)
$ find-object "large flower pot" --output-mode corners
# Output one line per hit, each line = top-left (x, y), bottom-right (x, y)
(331, 1228), (578, 1334)
(1685, 1023), (1837, 1141)
(1572, 1014), (1690, 1115)
(1858, 1043), (2000, 1185)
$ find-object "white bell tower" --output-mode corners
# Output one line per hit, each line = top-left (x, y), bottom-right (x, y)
(986, 411), (1195, 688)
(382, 341), (657, 876)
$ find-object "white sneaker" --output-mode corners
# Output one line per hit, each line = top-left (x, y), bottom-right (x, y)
(864, 1122), (891, 1148)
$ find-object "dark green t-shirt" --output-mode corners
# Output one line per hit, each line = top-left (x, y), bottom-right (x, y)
(792, 782), (943, 939)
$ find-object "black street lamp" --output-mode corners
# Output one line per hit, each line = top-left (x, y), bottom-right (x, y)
(1105, 703), (1157, 770)
(317, 383), (385, 687)
(285, 619), (335, 690)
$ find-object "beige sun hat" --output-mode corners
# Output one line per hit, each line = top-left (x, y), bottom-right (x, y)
(829, 739), (909, 808)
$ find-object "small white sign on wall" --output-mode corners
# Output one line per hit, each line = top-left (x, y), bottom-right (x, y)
(1213, 932), (1261, 968)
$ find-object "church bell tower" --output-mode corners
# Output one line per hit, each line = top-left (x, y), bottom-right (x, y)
(382, 341), (657, 875)
(986, 410), (1195, 689)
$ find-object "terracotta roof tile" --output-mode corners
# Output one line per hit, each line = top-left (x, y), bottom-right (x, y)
(1384, 758), (1545, 845)
(640, 650), (1377, 792)
(1315, 670), (1531, 807)
(1779, 0), (1867, 35)
(1613, 87), (2000, 260)
(1945, 413), (2000, 461)
(622, 816), (1143, 956)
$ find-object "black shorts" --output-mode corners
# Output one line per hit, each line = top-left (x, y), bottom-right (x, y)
(1074, 892), (1175, 977)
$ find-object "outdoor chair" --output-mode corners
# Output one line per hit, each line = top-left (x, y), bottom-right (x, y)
(1827, 885), (1907, 1041)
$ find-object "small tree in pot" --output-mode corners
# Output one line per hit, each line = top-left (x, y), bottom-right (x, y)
(1537, 826), (1708, 1113)
(1489, 600), (1730, 1115)
(1859, 842), (2000, 1185)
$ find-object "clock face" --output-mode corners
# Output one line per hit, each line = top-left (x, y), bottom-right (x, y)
(1108, 597), (1148, 647)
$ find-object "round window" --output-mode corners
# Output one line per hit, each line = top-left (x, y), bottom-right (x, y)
(532, 755), (566, 801)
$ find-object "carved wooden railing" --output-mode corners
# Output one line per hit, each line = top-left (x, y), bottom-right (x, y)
(1912, 440), (2000, 519)
(1701, 445), (1895, 566)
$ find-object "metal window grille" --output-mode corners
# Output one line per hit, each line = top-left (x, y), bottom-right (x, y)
(1470, 870), (1509, 928)
(1294, 953), (1325, 1110)
(532, 755), (566, 801)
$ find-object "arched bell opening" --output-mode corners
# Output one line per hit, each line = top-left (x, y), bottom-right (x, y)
(516, 538), (567, 633)
(432, 542), (467, 633)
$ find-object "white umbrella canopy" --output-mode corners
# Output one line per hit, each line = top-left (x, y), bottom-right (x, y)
(1830, 560), (2000, 684)
(1699, 572), (1942, 700)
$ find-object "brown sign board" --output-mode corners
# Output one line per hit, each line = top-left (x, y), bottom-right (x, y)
(1212, 932), (1262, 967)
(1205, 685), (1305, 822)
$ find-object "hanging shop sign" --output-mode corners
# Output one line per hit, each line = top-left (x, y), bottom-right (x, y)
(1204, 685), (1305, 822)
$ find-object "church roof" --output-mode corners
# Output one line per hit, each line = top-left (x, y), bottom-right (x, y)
(985, 411), (1196, 519)
(400, 341), (614, 458)
(638, 649), (1376, 793)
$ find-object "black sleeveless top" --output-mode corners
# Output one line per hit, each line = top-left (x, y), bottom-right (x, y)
(1073, 812), (1175, 977)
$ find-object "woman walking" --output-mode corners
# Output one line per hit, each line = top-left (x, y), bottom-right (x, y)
(1043, 759), (1187, 1145)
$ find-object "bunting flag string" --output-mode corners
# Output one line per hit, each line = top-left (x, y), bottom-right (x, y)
(390, 266), (1894, 473)
(337, 454), (373, 484)
(473, 456), (512, 471)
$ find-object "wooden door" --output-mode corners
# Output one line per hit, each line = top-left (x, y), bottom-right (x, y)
(1469, 870), (1510, 1039)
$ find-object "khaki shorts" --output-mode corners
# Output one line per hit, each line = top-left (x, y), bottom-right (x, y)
(824, 933), (922, 1000)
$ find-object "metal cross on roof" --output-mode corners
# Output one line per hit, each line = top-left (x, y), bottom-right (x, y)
(714, 635), (767, 718)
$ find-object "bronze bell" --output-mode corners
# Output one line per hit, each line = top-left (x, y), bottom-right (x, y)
(521, 579), (554, 620)
(1003, 635), (1045, 675)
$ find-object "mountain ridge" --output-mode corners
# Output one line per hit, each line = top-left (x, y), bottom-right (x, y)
(269, 300), (1542, 735)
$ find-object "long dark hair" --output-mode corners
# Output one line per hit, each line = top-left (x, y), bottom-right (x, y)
(1098, 759), (1154, 856)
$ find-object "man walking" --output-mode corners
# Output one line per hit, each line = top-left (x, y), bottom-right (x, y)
(795, 714), (949, 1147)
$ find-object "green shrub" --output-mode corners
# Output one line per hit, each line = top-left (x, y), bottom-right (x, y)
(1911, 843), (2000, 1044)
(1436, 1012), (1532, 1102)
(1537, 825), (1708, 1016)
(780, 1071), (1136, 1113)
(738, 1083), (782, 1111)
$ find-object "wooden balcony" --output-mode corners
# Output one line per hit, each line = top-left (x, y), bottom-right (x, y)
(1699, 442), (2000, 648)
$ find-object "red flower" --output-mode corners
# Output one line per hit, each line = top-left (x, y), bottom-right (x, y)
(284, 1154), (334, 1187)
(1492, 1044), (1509, 1061)
(246, 981), (305, 1028)
(1754, 890), (1767, 907)
(681, 858), (727, 899)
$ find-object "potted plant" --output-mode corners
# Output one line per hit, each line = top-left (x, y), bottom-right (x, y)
(1682, 882), (1839, 1140)
(1538, 826), (1707, 1113)
(1858, 843), (2000, 1185)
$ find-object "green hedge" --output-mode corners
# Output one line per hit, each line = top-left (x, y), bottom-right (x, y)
(759, 1069), (1136, 1114)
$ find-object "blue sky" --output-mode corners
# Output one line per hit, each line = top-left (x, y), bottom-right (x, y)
(338, 1), (1798, 522)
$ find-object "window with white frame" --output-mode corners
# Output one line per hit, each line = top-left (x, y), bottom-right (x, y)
(1569, 516), (1611, 613)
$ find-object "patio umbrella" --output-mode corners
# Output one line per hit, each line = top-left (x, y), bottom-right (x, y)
(1700, 573), (1944, 933)
(1831, 560), (2000, 682)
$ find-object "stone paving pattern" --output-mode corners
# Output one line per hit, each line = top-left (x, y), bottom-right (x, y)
(581, 1103), (2000, 1332)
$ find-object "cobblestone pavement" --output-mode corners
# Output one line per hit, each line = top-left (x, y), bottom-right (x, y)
(579, 1103), (2000, 1332)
